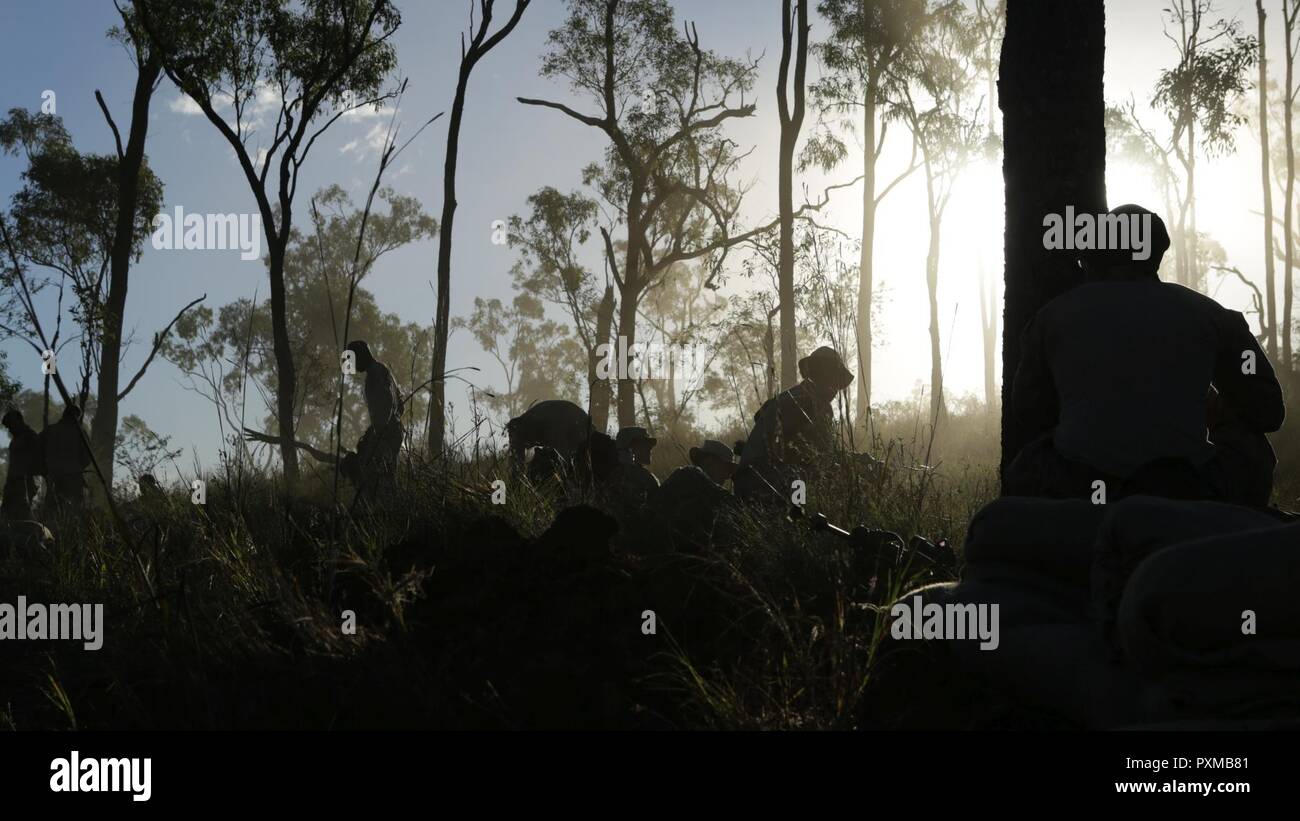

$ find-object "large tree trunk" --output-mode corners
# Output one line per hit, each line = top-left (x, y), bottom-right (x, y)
(776, 0), (808, 392)
(267, 243), (299, 486)
(1260, 0), (1278, 359)
(90, 54), (161, 493)
(999, 0), (1106, 482)
(854, 91), (877, 435)
(588, 284), (615, 433)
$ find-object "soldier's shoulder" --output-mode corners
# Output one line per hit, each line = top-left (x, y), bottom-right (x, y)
(660, 465), (714, 493)
(1159, 279), (1218, 305)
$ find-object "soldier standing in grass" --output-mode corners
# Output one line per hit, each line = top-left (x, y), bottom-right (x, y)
(2, 409), (42, 520)
(41, 405), (91, 515)
(346, 340), (404, 496)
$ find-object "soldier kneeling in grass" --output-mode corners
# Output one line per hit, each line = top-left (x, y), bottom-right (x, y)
(734, 346), (854, 505)
(652, 440), (739, 551)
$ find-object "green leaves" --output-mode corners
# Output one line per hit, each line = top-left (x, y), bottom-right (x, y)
(1152, 10), (1258, 158)
(0, 108), (163, 342)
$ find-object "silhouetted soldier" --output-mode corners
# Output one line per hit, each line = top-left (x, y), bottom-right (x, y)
(2, 409), (42, 520)
(1007, 205), (1285, 506)
(734, 346), (854, 503)
(689, 439), (738, 487)
(606, 426), (659, 511)
(41, 405), (91, 515)
(137, 473), (166, 504)
(505, 400), (592, 472)
(653, 440), (739, 550)
(345, 340), (403, 495)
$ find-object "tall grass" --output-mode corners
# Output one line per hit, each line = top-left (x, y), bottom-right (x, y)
(2, 401), (1294, 729)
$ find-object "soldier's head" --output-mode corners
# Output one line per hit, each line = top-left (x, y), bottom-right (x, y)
(615, 426), (656, 466)
(62, 405), (82, 423)
(345, 340), (375, 372)
(2, 408), (25, 434)
(690, 439), (737, 485)
(798, 346), (854, 401)
(1076, 204), (1170, 282)
(504, 415), (533, 459)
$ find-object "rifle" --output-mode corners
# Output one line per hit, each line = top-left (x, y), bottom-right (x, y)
(788, 504), (959, 580)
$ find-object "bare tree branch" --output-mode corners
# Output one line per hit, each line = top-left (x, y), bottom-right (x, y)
(117, 294), (206, 400)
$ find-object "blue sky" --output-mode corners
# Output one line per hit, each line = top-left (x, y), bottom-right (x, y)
(0, 0), (1276, 472)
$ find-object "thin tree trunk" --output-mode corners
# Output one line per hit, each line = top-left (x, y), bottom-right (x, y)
(999, 0), (1106, 481)
(429, 0), (530, 454)
(588, 284), (615, 432)
(90, 54), (161, 492)
(925, 170), (945, 421)
(979, 261), (997, 410)
(981, 8), (1000, 410)
(429, 62), (471, 455)
(764, 307), (778, 400)
(855, 89), (877, 434)
(1188, 118), (1199, 288)
(777, 0), (809, 391)
(1286, 0), (1296, 374)
(1260, 0), (1278, 359)
(616, 276), (640, 426)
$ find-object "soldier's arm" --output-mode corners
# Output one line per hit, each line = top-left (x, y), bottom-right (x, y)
(1012, 314), (1058, 439)
(1213, 309), (1285, 433)
(811, 401), (836, 455)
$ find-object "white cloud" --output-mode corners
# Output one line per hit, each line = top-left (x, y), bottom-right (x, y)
(341, 99), (387, 120)
(167, 85), (277, 129)
(339, 122), (389, 159)
(168, 95), (202, 115)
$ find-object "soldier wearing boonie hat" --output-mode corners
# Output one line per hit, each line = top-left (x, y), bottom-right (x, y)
(735, 346), (854, 503)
